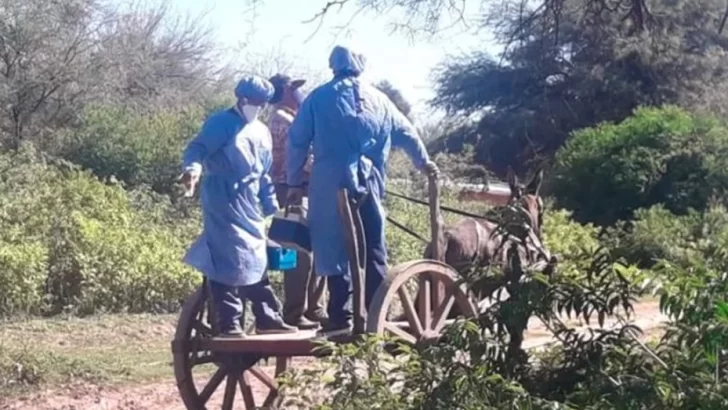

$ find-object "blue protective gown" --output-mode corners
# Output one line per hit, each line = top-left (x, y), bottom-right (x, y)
(182, 109), (279, 287)
(286, 75), (430, 278)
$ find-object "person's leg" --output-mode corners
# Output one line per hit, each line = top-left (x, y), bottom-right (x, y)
(358, 186), (387, 310)
(208, 279), (245, 337)
(274, 182), (318, 329)
(282, 251), (319, 329)
(305, 266), (328, 322)
(242, 275), (297, 335)
(274, 183), (288, 209)
(323, 273), (352, 332)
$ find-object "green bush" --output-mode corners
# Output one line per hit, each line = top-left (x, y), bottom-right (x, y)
(0, 241), (48, 316)
(282, 212), (728, 409)
(0, 146), (200, 316)
(282, 239), (650, 409)
(552, 106), (728, 225)
(542, 207), (600, 256)
(58, 105), (203, 195)
(604, 204), (728, 268)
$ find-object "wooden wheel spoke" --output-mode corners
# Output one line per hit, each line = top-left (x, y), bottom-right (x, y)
(418, 276), (432, 330)
(222, 370), (238, 410)
(385, 322), (417, 344)
(397, 287), (424, 337)
(432, 292), (456, 333)
(239, 372), (256, 409)
(260, 356), (289, 408)
(199, 366), (227, 404)
(263, 390), (280, 408)
(249, 366), (278, 391)
(194, 321), (213, 337)
(366, 262), (477, 345)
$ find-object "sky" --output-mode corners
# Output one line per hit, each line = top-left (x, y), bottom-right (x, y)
(166, 0), (500, 121)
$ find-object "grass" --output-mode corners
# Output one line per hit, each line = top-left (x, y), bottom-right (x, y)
(0, 313), (178, 397)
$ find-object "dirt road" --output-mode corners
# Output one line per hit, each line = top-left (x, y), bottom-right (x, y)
(1, 300), (666, 410)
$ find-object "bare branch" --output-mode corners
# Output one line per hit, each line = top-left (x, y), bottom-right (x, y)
(303, 0), (351, 24)
(719, 1), (728, 34)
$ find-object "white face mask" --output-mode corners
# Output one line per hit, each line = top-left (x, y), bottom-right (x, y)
(241, 104), (262, 122)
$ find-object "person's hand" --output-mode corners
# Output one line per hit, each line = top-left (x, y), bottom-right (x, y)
(286, 186), (305, 206)
(179, 169), (200, 197)
(422, 160), (440, 179)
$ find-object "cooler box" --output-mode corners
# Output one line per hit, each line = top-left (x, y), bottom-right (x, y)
(268, 204), (311, 253)
(267, 240), (298, 271)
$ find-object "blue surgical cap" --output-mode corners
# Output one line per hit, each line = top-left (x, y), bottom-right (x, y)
(234, 76), (275, 103)
(329, 46), (366, 76)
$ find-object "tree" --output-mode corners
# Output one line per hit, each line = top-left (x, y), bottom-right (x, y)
(429, 0), (728, 176)
(0, 0), (227, 150)
(258, 0), (728, 176)
(374, 80), (412, 119)
(92, 0), (227, 110)
(552, 106), (728, 225)
(0, 0), (107, 149)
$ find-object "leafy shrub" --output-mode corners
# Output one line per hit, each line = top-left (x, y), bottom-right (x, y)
(542, 207), (601, 277)
(281, 239), (647, 409)
(553, 106), (728, 225)
(0, 145), (200, 316)
(604, 204), (728, 268)
(58, 105), (203, 195)
(0, 241), (48, 316)
(281, 216), (728, 409)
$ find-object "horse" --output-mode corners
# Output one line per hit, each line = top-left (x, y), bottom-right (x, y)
(422, 168), (557, 311)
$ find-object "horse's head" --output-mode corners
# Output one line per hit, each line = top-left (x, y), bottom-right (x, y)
(506, 167), (544, 237)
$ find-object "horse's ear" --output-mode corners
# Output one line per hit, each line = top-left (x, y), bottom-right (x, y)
(526, 169), (544, 195)
(506, 166), (519, 193)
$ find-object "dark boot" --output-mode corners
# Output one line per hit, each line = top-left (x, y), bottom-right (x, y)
(305, 308), (328, 323)
(256, 316), (298, 335)
(286, 315), (320, 330)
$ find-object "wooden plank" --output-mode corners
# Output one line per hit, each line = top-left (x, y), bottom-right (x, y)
(196, 331), (360, 356)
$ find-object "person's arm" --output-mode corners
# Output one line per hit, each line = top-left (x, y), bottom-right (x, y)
(259, 132), (279, 217)
(390, 104), (429, 170)
(182, 114), (232, 175)
(286, 97), (315, 187)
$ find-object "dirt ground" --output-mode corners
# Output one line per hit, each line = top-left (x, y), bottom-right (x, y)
(0, 300), (666, 410)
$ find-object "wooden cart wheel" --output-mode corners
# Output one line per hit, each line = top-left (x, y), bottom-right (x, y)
(366, 260), (477, 344)
(172, 287), (291, 409)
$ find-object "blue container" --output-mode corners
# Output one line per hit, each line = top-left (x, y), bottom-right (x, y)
(267, 240), (298, 271)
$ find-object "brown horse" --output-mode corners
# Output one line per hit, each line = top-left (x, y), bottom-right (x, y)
(423, 169), (556, 306)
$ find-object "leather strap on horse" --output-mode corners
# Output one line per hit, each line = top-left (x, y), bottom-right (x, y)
(386, 215), (429, 244)
(385, 188), (553, 266)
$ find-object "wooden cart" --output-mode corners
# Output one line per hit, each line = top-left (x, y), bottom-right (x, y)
(170, 176), (478, 409)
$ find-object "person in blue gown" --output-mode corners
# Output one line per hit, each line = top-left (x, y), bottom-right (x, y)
(286, 46), (440, 333)
(181, 75), (297, 337)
